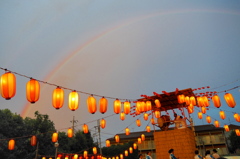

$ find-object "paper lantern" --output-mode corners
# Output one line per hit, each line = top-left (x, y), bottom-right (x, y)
(146, 101), (152, 111)
(190, 96), (196, 106)
(136, 119), (141, 127)
(214, 120), (220, 127)
(67, 128), (73, 138)
(151, 118), (155, 125)
(133, 143), (137, 149)
(120, 112), (125, 121)
(206, 116), (211, 123)
(224, 93), (236, 108)
(146, 126), (151, 132)
(106, 140), (110, 147)
(136, 101), (141, 113)
(224, 125), (229, 132)
(114, 99), (121, 114)
(115, 135), (120, 143)
(68, 91), (79, 111)
(99, 97), (108, 114)
(84, 151), (88, 158)
(154, 110), (161, 118)
(100, 119), (106, 129)
(93, 147), (97, 155)
(202, 96), (210, 107)
(26, 79), (40, 103)
(30, 135), (37, 146)
(141, 134), (145, 141)
(154, 99), (161, 108)
(143, 113), (148, 121)
(236, 129), (240, 136)
(124, 150), (128, 156)
(42, 157), (46, 159)
(197, 112), (202, 119)
(0, 72), (16, 100)
(52, 132), (58, 142)
(185, 96), (190, 105)
(177, 94), (185, 104)
(83, 124), (88, 134)
(129, 147), (133, 153)
(8, 139), (15, 150)
(234, 113), (240, 122)
(124, 101), (130, 114)
(219, 111), (226, 120)
(201, 107), (206, 114)
(52, 87), (64, 109)
(187, 105), (194, 114)
(120, 154), (123, 159)
(87, 95), (97, 114)
(125, 127), (130, 135)
(138, 137), (141, 144)
(141, 101), (147, 112)
(212, 95), (221, 108)
(135, 107), (140, 115)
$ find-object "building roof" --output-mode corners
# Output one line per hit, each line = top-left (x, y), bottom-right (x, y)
(228, 124), (240, 129)
(193, 124), (224, 132)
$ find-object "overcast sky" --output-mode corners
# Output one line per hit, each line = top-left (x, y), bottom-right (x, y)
(1, 0), (240, 144)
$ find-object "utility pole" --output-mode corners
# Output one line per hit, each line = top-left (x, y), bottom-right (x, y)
(97, 119), (102, 155)
(70, 116), (78, 134)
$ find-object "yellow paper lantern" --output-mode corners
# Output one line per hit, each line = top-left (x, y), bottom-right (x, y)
(124, 100), (130, 114)
(26, 79), (40, 103)
(52, 87), (64, 109)
(87, 95), (97, 114)
(8, 139), (15, 150)
(150, 118), (155, 125)
(234, 113), (240, 122)
(67, 128), (73, 138)
(136, 101), (141, 113)
(99, 97), (108, 114)
(202, 96), (210, 107)
(52, 132), (58, 142)
(224, 93), (236, 108)
(68, 91), (79, 111)
(30, 135), (37, 146)
(114, 99), (121, 114)
(212, 95), (221, 108)
(100, 118), (106, 129)
(0, 72), (16, 100)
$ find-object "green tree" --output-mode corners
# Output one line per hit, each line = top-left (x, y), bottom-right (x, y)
(228, 130), (240, 153)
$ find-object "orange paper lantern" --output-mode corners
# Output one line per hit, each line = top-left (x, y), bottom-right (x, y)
(235, 129), (240, 136)
(234, 113), (240, 122)
(87, 95), (97, 114)
(114, 99), (121, 114)
(26, 79), (40, 103)
(8, 139), (15, 150)
(68, 91), (79, 111)
(201, 107), (206, 114)
(136, 119), (141, 127)
(120, 112), (125, 121)
(212, 95), (221, 108)
(115, 135), (120, 143)
(124, 150), (128, 156)
(206, 116), (211, 123)
(202, 96), (210, 107)
(133, 143), (137, 149)
(124, 101), (130, 114)
(224, 125), (229, 132)
(93, 147), (97, 155)
(106, 140), (110, 147)
(52, 132), (58, 142)
(138, 137), (141, 144)
(214, 120), (220, 127)
(52, 87), (64, 109)
(146, 126), (151, 132)
(150, 118), (155, 125)
(141, 134), (145, 141)
(146, 101), (152, 111)
(30, 135), (37, 146)
(198, 112), (203, 119)
(154, 99), (161, 108)
(177, 94), (185, 104)
(185, 96), (190, 105)
(143, 113), (148, 121)
(136, 101), (141, 113)
(83, 151), (88, 158)
(83, 124), (88, 134)
(224, 93), (236, 108)
(0, 72), (16, 100)
(100, 119), (106, 129)
(125, 127), (130, 135)
(99, 97), (108, 114)
(190, 96), (196, 106)
(67, 128), (73, 138)
(219, 111), (226, 120)
(129, 147), (133, 153)
(154, 110), (161, 118)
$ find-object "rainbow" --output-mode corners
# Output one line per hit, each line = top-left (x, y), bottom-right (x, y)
(21, 9), (240, 117)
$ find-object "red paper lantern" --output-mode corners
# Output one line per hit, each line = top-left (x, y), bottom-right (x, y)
(187, 104), (194, 114)
(8, 139), (15, 150)
(190, 96), (196, 106)
(151, 118), (155, 125)
(138, 137), (141, 144)
(236, 129), (240, 136)
(26, 79), (40, 103)
(0, 72), (16, 100)
(212, 95), (221, 108)
(136, 119), (141, 127)
(141, 134), (145, 141)
(100, 119), (106, 129)
(154, 99), (161, 108)
(146, 126), (151, 132)
(140, 101), (147, 112)
(201, 107), (206, 114)
(114, 99), (121, 114)
(177, 94), (185, 104)
(30, 135), (37, 146)
(206, 116), (211, 123)
(93, 147), (97, 155)
(52, 87), (64, 109)
(224, 93), (236, 108)
(143, 113), (148, 121)
(219, 111), (226, 120)
(106, 140), (110, 147)
(83, 124), (88, 134)
(203, 96), (210, 107)
(83, 151), (88, 158)
(234, 113), (240, 122)
(67, 128), (73, 138)
(52, 132), (58, 142)
(198, 112), (203, 119)
(125, 127), (130, 135)
(124, 101), (130, 114)
(214, 120), (220, 127)
(136, 101), (141, 113)
(129, 147), (133, 153)
(185, 96), (190, 105)
(68, 91), (79, 111)
(120, 112), (125, 121)
(87, 95), (97, 114)
(224, 125), (229, 132)
(146, 101), (152, 111)
(99, 97), (108, 114)
(154, 110), (161, 118)
(115, 135), (120, 143)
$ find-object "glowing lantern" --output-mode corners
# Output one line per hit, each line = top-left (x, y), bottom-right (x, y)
(133, 143), (137, 149)
(87, 95), (97, 114)
(52, 132), (58, 142)
(100, 119), (106, 129)
(84, 151), (88, 158)
(234, 113), (240, 122)
(151, 118), (155, 125)
(106, 140), (110, 147)
(236, 129), (240, 136)
(42, 157), (46, 159)
(67, 128), (73, 138)
(155, 99), (161, 108)
(187, 105), (194, 114)
(214, 120), (220, 127)
(93, 147), (97, 155)
(68, 91), (79, 111)
(146, 126), (151, 132)
(136, 101), (141, 113)
(202, 96), (210, 107)
(52, 87), (64, 109)
(154, 110), (160, 118)
(135, 107), (140, 115)
(99, 97), (108, 114)
(224, 93), (236, 108)
(219, 111), (226, 120)
(198, 112), (203, 119)
(185, 96), (190, 105)
(138, 137), (141, 144)
(146, 101), (152, 111)
(129, 147), (133, 153)
(139, 101), (146, 112)
(83, 124), (88, 134)
(26, 79), (40, 103)
(136, 119), (141, 127)
(125, 127), (130, 135)
(197, 97), (204, 107)
(115, 135), (120, 143)
(73, 154), (78, 159)
(120, 112), (125, 121)
(143, 113), (148, 121)
(206, 116), (211, 123)
(224, 125), (229, 132)
(114, 99), (121, 114)
(124, 150), (128, 156)
(141, 134), (145, 141)
(30, 135), (37, 146)
(120, 154), (123, 159)
(0, 72), (16, 100)
(190, 96), (196, 106)
(124, 101), (130, 114)
(177, 94), (185, 104)
(201, 107), (206, 114)
(8, 139), (15, 150)
(212, 95), (221, 108)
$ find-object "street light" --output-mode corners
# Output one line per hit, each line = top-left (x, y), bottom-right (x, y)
(54, 141), (59, 159)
